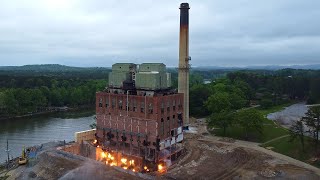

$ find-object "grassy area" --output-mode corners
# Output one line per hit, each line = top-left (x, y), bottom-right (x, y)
(212, 102), (292, 143)
(213, 122), (288, 143)
(261, 136), (320, 168)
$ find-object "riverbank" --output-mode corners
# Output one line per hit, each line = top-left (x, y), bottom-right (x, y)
(0, 111), (95, 163)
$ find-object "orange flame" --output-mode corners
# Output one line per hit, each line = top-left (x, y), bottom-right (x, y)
(158, 164), (164, 172)
(120, 158), (127, 164)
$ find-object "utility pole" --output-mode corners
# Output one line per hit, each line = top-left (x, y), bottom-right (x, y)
(5, 139), (10, 168)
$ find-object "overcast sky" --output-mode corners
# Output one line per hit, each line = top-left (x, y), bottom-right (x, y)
(0, 0), (319, 67)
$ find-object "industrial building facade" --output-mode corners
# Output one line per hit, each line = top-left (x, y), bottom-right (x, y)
(95, 63), (184, 170)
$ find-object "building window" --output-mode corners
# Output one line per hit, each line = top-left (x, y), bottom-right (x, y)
(119, 99), (123, 110)
(99, 98), (103, 107)
(126, 99), (130, 111)
(112, 98), (115, 109)
(173, 100), (176, 111)
(141, 101), (145, 113)
(167, 117), (170, 135)
(172, 115), (175, 126)
(178, 99), (182, 110)
(161, 118), (164, 135)
(178, 113), (183, 126)
(148, 103), (153, 114)
(105, 97), (109, 108)
(161, 101), (164, 114)
(133, 99), (137, 112)
(167, 101), (170, 112)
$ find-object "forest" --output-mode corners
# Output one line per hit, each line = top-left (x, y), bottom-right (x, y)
(1, 64), (320, 121)
(0, 64), (108, 117)
(189, 68), (320, 118)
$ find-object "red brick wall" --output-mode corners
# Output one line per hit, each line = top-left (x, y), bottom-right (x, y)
(95, 92), (183, 146)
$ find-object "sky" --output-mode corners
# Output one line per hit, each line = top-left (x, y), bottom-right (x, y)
(0, 0), (319, 67)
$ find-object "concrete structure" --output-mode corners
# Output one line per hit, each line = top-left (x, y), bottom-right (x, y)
(95, 63), (184, 170)
(75, 129), (96, 143)
(178, 3), (190, 125)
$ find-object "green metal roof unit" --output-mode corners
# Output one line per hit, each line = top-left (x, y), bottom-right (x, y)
(108, 62), (171, 90)
(138, 63), (166, 72)
(109, 72), (131, 88)
(135, 72), (162, 90)
(112, 63), (137, 72)
(135, 72), (169, 90)
(109, 63), (136, 88)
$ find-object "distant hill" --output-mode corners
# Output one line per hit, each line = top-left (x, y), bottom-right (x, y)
(195, 64), (320, 70)
(0, 64), (111, 79)
(0, 64), (110, 72)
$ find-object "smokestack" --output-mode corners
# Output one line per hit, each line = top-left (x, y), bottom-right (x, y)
(178, 3), (190, 126)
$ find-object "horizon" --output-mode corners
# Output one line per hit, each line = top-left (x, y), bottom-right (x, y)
(1, 63), (320, 69)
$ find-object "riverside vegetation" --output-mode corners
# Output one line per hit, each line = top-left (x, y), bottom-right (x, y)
(1, 64), (320, 166)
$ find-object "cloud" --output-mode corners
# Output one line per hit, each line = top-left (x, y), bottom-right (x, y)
(0, 0), (319, 67)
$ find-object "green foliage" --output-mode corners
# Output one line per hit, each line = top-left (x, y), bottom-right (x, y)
(236, 109), (264, 140)
(289, 120), (305, 151)
(189, 84), (210, 117)
(189, 73), (204, 87)
(308, 79), (320, 104)
(206, 92), (232, 113)
(208, 110), (234, 136)
(0, 66), (108, 117)
(302, 106), (320, 150)
(205, 79), (248, 113)
(260, 98), (273, 109)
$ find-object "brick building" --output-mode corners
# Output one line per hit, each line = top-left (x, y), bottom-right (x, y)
(95, 63), (184, 169)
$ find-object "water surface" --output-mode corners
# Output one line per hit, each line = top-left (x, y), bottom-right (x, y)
(0, 111), (95, 163)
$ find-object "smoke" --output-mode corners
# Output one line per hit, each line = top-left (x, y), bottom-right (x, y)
(59, 161), (109, 180)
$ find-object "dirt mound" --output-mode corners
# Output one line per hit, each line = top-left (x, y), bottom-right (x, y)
(8, 149), (139, 180)
(164, 122), (320, 180)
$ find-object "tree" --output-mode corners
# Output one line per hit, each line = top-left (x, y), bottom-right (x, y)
(190, 73), (204, 87)
(190, 84), (210, 117)
(302, 106), (320, 150)
(236, 109), (264, 140)
(289, 119), (305, 151)
(2, 89), (18, 115)
(208, 110), (233, 136)
(309, 79), (320, 104)
(205, 92), (231, 113)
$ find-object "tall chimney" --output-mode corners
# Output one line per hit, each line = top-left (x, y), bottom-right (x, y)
(178, 3), (190, 126)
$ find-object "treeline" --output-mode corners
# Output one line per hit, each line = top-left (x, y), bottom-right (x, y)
(0, 64), (111, 79)
(189, 68), (320, 117)
(0, 64), (109, 117)
(0, 79), (106, 116)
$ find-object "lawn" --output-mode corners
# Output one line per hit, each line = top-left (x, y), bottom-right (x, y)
(211, 102), (292, 143)
(213, 121), (288, 143)
(261, 136), (320, 167)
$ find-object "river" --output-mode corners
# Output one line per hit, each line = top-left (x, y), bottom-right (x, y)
(0, 110), (95, 163)
(267, 102), (308, 128)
